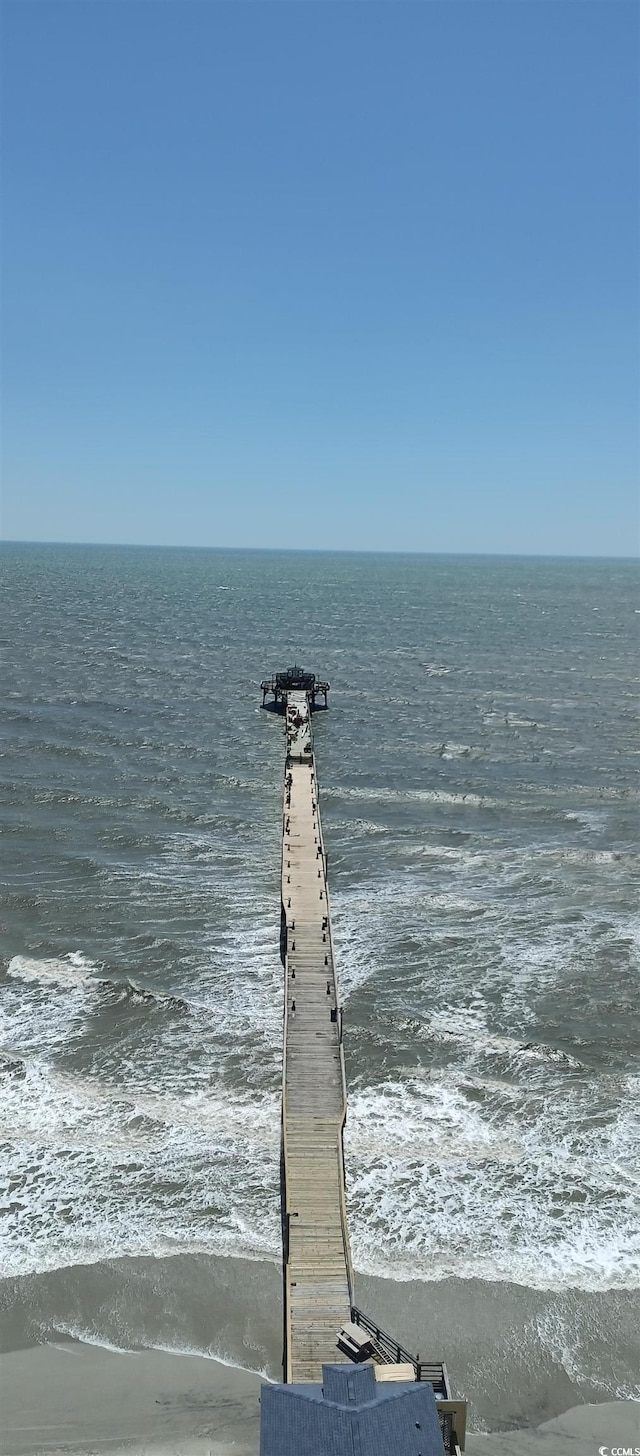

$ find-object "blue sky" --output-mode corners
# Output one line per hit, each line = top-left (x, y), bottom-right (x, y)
(2, 1), (637, 554)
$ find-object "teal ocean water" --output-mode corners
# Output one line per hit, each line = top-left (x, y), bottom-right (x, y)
(1, 544), (638, 1427)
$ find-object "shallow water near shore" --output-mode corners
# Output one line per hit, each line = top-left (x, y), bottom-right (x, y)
(2, 1254), (640, 1433)
(1, 544), (639, 1434)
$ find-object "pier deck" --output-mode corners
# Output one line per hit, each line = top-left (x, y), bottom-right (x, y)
(280, 693), (352, 1382)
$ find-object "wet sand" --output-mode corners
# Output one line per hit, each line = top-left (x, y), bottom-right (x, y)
(467, 1397), (640, 1454)
(1, 1341), (638, 1456)
(0, 1342), (262, 1455)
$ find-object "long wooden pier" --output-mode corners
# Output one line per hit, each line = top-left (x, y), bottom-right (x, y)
(262, 670), (467, 1450)
(279, 690), (354, 1382)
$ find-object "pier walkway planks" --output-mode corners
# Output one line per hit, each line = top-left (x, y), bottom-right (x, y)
(280, 693), (353, 1383)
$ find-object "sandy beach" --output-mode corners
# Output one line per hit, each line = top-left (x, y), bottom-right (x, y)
(0, 1342), (262, 1456)
(1, 1340), (638, 1456)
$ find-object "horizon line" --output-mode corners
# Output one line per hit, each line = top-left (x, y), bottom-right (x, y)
(1, 537), (639, 564)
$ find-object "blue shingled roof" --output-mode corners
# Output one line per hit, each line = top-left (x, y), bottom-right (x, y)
(260, 1363), (445, 1456)
(322, 1364), (376, 1405)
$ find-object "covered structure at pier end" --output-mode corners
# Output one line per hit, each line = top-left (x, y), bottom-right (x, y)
(261, 664), (330, 710)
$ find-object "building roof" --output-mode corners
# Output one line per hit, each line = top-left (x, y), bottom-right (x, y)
(260, 1363), (445, 1456)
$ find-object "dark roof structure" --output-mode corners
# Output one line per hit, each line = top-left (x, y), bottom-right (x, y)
(260, 666), (330, 710)
(259, 1363), (446, 1456)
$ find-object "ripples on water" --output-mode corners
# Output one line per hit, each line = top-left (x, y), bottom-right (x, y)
(1, 547), (638, 1321)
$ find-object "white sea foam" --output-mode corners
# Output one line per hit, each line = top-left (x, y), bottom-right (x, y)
(344, 1072), (640, 1290)
(330, 842), (640, 1035)
(2, 824), (638, 1294)
(0, 1056), (281, 1277)
(552, 846), (636, 867)
(426, 1004), (584, 1068)
(7, 953), (100, 991)
(45, 1324), (135, 1354)
(142, 1340), (273, 1379)
(327, 785), (491, 807)
(4, 921), (283, 1053)
(533, 1305), (612, 1392)
(1, 956), (102, 1059)
(564, 810), (608, 832)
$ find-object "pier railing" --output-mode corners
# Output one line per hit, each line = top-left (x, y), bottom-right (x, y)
(349, 1306), (450, 1394)
(279, 735), (353, 1381)
(311, 763), (355, 1304)
(348, 1308), (466, 1452)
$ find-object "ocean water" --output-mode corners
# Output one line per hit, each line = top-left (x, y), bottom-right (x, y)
(1, 543), (638, 1429)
